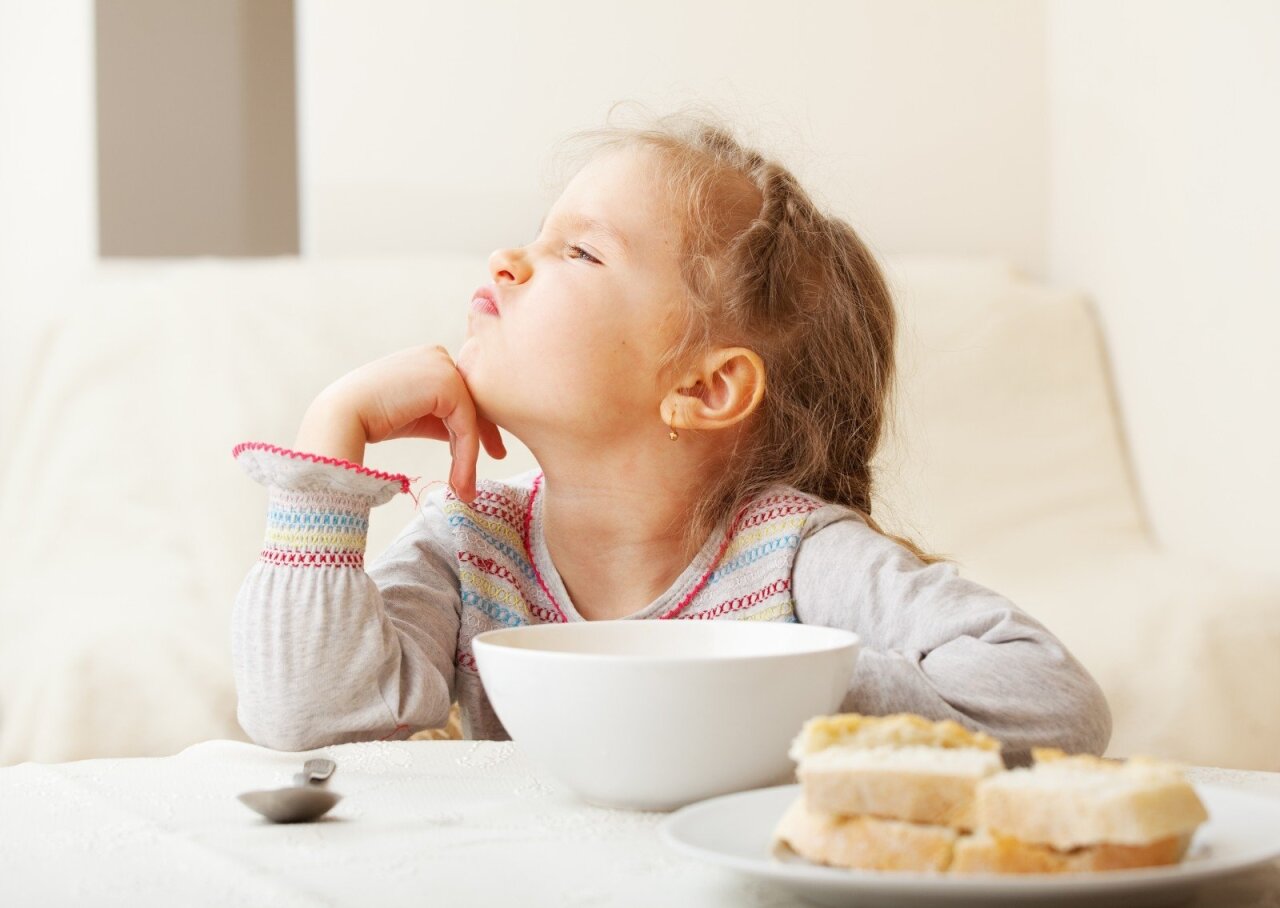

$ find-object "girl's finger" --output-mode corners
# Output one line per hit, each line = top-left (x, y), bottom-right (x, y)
(445, 406), (481, 503)
(451, 429), (480, 503)
(385, 415), (449, 442)
(477, 419), (507, 459)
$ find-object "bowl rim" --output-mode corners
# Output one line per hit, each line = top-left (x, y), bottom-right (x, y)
(470, 622), (860, 664)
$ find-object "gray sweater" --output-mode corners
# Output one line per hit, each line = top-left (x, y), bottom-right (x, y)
(230, 442), (1112, 766)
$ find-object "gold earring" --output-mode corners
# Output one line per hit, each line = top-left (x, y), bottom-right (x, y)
(668, 406), (679, 441)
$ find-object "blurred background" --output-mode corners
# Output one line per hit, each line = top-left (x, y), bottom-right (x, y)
(0, 0), (1277, 769)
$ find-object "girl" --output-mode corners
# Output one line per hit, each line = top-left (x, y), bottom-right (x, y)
(231, 105), (1111, 767)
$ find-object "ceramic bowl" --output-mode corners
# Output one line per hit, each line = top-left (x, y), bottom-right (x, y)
(472, 620), (860, 811)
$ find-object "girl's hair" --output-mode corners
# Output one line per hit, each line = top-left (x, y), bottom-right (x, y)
(549, 101), (951, 567)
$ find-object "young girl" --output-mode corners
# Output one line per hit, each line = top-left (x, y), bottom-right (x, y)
(230, 106), (1111, 767)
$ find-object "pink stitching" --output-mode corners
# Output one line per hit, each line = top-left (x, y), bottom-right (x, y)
(458, 551), (523, 588)
(682, 578), (792, 620)
(519, 471), (758, 623)
(736, 498), (824, 530)
(521, 472), (569, 623)
(232, 441), (415, 495)
(657, 499), (755, 620)
(259, 549), (365, 568)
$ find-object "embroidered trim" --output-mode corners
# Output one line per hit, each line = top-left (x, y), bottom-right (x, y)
(259, 549), (365, 568)
(517, 471), (808, 619)
(447, 511), (538, 581)
(260, 486), (372, 569)
(465, 488), (525, 526)
(682, 578), (793, 620)
(232, 440), (413, 495)
(458, 551), (524, 588)
(660, 495), (819, 619)
(521, 472), (570, 623)
(736, 497), (825, 532)
(739, 600), (797, 622)
(710, 534), (802, 583)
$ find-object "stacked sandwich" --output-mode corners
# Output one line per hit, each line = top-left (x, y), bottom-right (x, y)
(772, 713), (1209, 874)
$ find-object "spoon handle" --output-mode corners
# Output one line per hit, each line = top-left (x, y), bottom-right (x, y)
(292, 758), (337, 787)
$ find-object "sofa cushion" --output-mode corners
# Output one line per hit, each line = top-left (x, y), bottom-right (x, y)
(1, 253), (1275, 769)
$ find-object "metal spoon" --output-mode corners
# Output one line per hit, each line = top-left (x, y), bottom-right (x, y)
(238, 758), (342, 823)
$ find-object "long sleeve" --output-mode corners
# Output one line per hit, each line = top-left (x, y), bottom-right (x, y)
(791, 509), (1112, 766)
(230, 442), (461, 751)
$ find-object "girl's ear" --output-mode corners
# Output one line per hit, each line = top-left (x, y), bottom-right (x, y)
(663, 347), (766, 433)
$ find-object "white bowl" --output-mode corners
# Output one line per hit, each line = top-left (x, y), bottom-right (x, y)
(471, 621), (860, 811)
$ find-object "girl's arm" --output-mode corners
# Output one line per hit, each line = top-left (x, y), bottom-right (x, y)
(792, 510), (1113, 767)
(229, 442), (460, 751)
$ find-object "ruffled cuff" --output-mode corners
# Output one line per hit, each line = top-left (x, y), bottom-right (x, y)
(233, 441), (417, 569)
(232, 441), (412, 506)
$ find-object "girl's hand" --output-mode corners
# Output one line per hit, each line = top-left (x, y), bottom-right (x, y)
(297, 344), (506, 503)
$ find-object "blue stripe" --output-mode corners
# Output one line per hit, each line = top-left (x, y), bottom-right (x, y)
(268, 508), (368, 531)
(708, 534), (800, 583)
(448, 514), (537, 580)
(460, 590), (528, 628)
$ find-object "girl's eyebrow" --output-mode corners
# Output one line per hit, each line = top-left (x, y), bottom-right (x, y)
(536, 212), (631, 256)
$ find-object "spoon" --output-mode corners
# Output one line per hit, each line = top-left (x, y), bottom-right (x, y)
(238, 758), (342, 823)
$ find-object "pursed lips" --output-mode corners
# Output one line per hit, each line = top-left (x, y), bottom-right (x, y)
(471, 285), (500, 316)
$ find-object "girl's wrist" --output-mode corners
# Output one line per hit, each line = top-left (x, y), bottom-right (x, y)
(294, 391), (368, 465)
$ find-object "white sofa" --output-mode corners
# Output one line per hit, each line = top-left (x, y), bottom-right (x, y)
(1, 253), (1276, 770)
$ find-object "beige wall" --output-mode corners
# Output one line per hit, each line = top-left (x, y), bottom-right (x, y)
(1048, 0), (1280, 577)
(296, 0), (1050, 275)
(94, 0), (298, 256)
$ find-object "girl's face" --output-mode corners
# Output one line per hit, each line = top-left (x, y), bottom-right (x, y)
(456, 146), (688, 451)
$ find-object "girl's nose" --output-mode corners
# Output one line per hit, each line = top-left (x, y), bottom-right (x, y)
(489, 246), (529, 284)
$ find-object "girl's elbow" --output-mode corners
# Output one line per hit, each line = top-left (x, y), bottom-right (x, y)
(1082, 678), (1114, 756)
(1057, 671), (1114, 757)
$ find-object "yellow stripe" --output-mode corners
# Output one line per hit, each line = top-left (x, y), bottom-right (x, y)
(721, 515), (807, 562)
(443, 500), (524, 548)
(459, 567), (524, 608)
(739, 600), (795, 622)
(265, 529), (366, 550)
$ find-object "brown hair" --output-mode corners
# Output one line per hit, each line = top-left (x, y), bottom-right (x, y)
(548, 101), (951, 567)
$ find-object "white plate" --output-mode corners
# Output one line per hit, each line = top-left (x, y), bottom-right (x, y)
(659, 783), (1280, 908)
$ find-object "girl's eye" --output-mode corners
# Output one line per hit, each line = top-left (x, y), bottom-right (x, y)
(566, 244), (601, 265)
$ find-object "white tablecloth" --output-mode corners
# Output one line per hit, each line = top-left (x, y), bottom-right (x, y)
(1, 739), (1278, 907)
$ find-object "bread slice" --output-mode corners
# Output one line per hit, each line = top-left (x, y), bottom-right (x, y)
(772, 793), (958, 872)
(773, 713), (1208, 876)
(797, 744), (1003, 831)
(951, 830), (1194, 874)
(788, 713), (1003, 830)
(788, 712), (1002, 761)
(772, 793), (1195, 875)
(974, 748), (1209, 851)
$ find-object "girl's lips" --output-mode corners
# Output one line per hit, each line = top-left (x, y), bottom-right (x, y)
(471, 285), (500, 316)
(470, 295), (499, 316)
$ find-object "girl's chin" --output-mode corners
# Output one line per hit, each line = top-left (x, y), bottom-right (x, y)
(454, 342), (498, 419)
(455, 337), (480, 375)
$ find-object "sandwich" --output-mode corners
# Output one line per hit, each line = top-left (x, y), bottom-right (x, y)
(951, 747), (1209, 873)
(771, 713), (1209, 875)
(773, 713), (1005, 872)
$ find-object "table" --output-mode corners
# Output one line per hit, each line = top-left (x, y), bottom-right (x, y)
(1, 739), (1278, 906)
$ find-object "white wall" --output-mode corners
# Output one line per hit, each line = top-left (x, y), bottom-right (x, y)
(296, 0), (1049, 276)
(4, 0), (1274, 577)
(0, 0), (97, 270)
(0, 0), (97, 469)
(1048, 0), (1280, 577)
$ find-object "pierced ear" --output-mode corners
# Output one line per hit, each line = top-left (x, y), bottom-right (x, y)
(663, 347), (765, 433)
